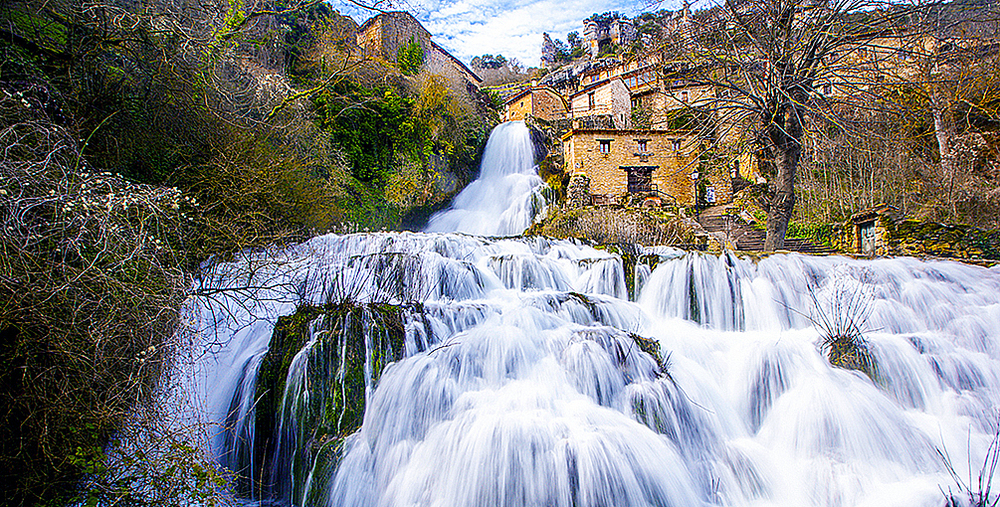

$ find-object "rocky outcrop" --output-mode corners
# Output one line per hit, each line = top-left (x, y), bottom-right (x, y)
(248, 302), (411, 505)
(528, 123), (549, 164)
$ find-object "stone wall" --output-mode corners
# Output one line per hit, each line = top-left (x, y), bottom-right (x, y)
(357, 12), (431, 63)
(570, 79), (630, 128)
(831, 216), (1000, 262)
(358, 12), (481, 86)
(505, 91), (532, 121)
(504, 87), (567, 122)
(532, 88), (569, 121)
(563, 129), (703, 204)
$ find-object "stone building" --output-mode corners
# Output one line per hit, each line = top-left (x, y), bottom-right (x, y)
(502, 85), (569, 122)
(356, 11), (482, 86)
(569, 78), (631, 129)
(562, 128), (732, 206)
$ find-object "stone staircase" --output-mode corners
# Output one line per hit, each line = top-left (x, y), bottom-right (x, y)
(697, 209), (838, 254)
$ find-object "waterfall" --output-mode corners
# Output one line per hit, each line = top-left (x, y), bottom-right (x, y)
(425, 121), (547, 236)
(168, 123), (1000, 507)
(180, 231), (1000, 507)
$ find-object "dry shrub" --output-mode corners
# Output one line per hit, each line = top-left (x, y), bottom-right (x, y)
(806, 268), (879, 382)
(530, 206), (696, 246)
(174, 130), (349, 261)
(0, 93), (226, 506)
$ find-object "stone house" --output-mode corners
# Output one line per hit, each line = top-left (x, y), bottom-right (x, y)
(562, 128), (732, 206)
(356, 12), (482, 86)
(570, 78), (631, 129)
(502, 85), (569, 122)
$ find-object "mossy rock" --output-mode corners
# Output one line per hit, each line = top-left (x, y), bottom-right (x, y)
(248, 301), (410, 503)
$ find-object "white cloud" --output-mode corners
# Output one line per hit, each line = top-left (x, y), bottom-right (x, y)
(340, 0), (686, 68)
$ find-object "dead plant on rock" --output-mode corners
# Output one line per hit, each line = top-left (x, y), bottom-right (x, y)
(805, 268), (879, 382)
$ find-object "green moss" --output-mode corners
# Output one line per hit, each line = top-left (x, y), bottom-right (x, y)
(249, 301), (409, 502)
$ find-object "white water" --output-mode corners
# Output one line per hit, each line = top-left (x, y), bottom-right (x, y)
(424, 121), (547, 236)
(175, 122), (1000, 507)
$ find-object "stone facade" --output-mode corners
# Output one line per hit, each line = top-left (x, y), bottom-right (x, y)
(570, 79), (631, 129)
(357, 12), (482, 86)
(357, 12), (430, 63)
(562, 129), (731, 206)
(503, 86), (569, 122)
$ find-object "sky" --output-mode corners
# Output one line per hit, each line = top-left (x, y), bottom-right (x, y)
(336, 0), (689, 68)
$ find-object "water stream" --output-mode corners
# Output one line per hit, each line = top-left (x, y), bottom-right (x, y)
(178, 122), (1000, 507)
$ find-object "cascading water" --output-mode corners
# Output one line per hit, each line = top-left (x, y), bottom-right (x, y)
(176, 123), (1000, 507)
(424, 121), (547, 236)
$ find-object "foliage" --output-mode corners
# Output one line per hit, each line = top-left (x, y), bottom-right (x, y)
(586, 11), (622, 24)
(396, 36), (424, 76)
(632, 106), (653, 129)
(0, 96), (205, 505)
(315, 82), (415, 183)
(313, 72), (492, 229)
(472, 54), (507, 69)
(786, 221), (834, 247)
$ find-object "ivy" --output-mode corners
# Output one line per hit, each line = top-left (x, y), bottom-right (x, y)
(396, 36), (424, 75)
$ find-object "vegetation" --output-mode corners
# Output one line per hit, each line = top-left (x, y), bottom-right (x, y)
(527, 206), (696, 246)
(0, 0), (496, 504)
(246, 300), (407, 505)
(938, 413), (1000, 507)
(396, 36), (424, 75)
(805, 271), (879, 382)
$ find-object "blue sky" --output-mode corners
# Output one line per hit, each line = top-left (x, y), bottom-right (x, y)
(335, 0), (689, 67)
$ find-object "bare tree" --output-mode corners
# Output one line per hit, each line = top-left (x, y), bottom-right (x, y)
(662, 0), (925, 250)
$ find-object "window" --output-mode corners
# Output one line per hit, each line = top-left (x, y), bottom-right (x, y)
(823, 84), (832, 95)
(636, 139), (648, 152)
(599, 139), (611, 153)
(672, 139), (682, 151)
(588, 93), (595, 110)
(681, 91), (689, 102)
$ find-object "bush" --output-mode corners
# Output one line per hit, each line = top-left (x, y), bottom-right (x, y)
(0, 103), (193, 505)
(528, 206), (696, 246)
(805, 269), (879, 381)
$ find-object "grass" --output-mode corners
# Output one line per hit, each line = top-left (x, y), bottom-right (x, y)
(939, 414), (1000, 507)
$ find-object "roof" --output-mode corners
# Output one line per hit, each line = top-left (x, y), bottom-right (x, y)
(850, 205), (901, 224)
(570, 77), (626, 98)
(429, 40), (482, 84)
(502, 86), (566, 106)
(561, 128), (700, 141)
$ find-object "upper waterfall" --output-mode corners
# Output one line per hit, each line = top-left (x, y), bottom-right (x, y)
(425, 121), (547, 236)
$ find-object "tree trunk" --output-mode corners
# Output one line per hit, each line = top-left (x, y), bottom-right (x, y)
(764, 106), (803, 251)
(931, 90), (959, 219)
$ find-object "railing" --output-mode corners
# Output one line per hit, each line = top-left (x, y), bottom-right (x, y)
(648, 184), (678, 207)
